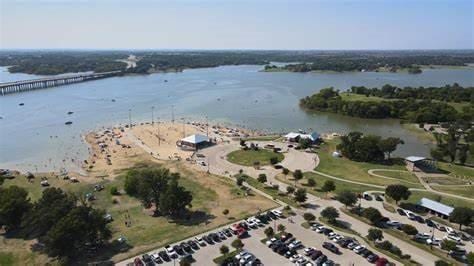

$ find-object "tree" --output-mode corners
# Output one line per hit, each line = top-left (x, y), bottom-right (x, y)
(159, 177), (193, 217)
(286, 186), (295, 194)
(337, 190), (357, 208)
(0, 186), (31, 231)
(378, 137), (404, 160)
(321, 180), (335, 196)
(21, 188), (76, 238)
(293, 169), (303, 186)
(307, 178), (316, 187)
(269, 156), (279, 165)
(257, 173), (267, 183)
(467, 252), (474, 265)
(303, 212), (316, 222)
(110, 186), (119, 195)
(458, 144), (469, 165)
(298, 138), (312, 149)
(440, 239), (457, 252)
(449, 207), (473, 229)
(362, 207), (383, 224)
(222, 209), (229, 216)
(264, 226), (274, 238)
(44, 206), (111, 258)
(220, 244), (229, 256)
(239, 139), (246, 147)
(277, 224), (286, 232)
(236, 176), (245, 186)
(385, 184), (411, 205)
(231, 239), (244, 250)
(401, 224), (418, 235)
(321, 207), (339, 223)
(367, 228), (383, 242)
(282, 168), (290, 177)
(294, 188), (307, 204)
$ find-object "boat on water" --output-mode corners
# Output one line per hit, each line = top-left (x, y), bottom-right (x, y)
(65, 121), (73, 125)
(19, 103), (24, 106)
(67, 111), (74, 115)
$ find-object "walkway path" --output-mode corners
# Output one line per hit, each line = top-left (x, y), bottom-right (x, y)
(368, 169), (420, 185)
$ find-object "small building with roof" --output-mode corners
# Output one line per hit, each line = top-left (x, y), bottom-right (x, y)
(176, 134), (210, 151)
(284, 132), (320, 143)
(418, 197), (454, 219)
(405, 156), (436, 172)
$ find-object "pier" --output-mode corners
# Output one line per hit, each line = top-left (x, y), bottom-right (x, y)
(0, 71), (121, 95)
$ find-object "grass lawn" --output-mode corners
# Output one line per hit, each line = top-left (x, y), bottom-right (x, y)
(280, 172), (380, 198)
(227, 149), (284, 166)
(242, 174), (298, 207)
(0, 161), (277, 264)
(340, 93), (387, 102)
(436, 162), (474, 181)
(431, 185), (474, 199)
(400, 190), (473, 208)
(421, 175), (468, 185)
(315, 140), (423, 188)
(370, 170), (420, 184)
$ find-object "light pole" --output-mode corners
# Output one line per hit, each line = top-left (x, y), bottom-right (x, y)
(171, 105), (175, 123)
(128, 109), (132, 128)
(181, 117), (186, 137)
(151, 106), (155, 125)
(206, 115), (209, 137)
(157, 117), (161, 146)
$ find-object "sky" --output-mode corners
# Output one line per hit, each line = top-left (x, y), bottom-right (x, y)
(0, 0), (473, 50)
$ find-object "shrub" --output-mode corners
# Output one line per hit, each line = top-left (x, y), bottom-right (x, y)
(220, 245), (229, 255)
(269, 156), (279, 165)
(377, 240), (393, 250)
(401, 224), (418, 235)
(257, 174), (267, 183)
(231, 239), (244, 249)
(307, 178), (316, 187)
(264, 227), (274, 237)
(286, 186), (295, 194)
(362, 207), (383, 224)
(303, 212), (316, 222)
(110, 186), (119, 196)
(222, 209), (229, 215)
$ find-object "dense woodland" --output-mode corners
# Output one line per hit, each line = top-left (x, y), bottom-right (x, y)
(300, 87), (474, 124)
(1, 50), (473, 75)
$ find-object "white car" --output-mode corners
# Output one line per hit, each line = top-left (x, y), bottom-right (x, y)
(289, 254), (302, 262)
(272, 209), (283, 217)
(328, 232), (337, 239)
(151, 253), (161, 261)
(296, 257), (308, 265)
(353, 245), (366, 253)
(195, 236), (206, 246)
(266, 237), (277, 246)
(304, 247), (315, 255)
(235, 250), (249, 260)
(332, 235), (344, 242)
(246, 219), (258, 228)
(289, 240), (302, 249)
(239, 254), (254, 265)
(446, 226), (455, 234)
(426, 237), (441, 245)
(315, 226), (326, 233)
(444, 235), (462, 244)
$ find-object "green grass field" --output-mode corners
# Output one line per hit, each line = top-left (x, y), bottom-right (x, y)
(315, 140), (423, 188)
(227, 149), (284, 166)
(431, 185), (474, 199)
(340, 93), (387, 102)
(437, 162), (474, 181)
(370, 170), (419, 184)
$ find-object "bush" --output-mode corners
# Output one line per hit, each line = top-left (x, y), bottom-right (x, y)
(264, 227), (274, 237)
(110, 186), (119, 196)
(303, 212), (316, 222)
(377, 240), (393, 250)
(282, 168), (290, 175)
(307, 178), (316, 187)
(286, 186), (295, 194)
(231, 239), (244, 249)
(222, 209), (229, 215)
(401, 224), (418, 235)
(220, 245), (229, 255)
(257, 174), (267, 183)
(236, 176), (245, 186)
(362, 207), (383, 224)
(269, 156), (279, 165)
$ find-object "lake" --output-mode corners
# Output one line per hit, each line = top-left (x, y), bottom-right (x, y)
(1, 65), (473, 172)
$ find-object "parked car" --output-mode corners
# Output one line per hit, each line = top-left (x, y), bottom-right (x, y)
(288, 240), (302, 250)
(158, 250), (170, 262)
(150, 253), (163, 264)
(367, 254), (379, 263)
(396, 208), (406, 216)
(375, 195), (383, 201)
(133, 257), (144, 266)
(310, 250), (323, 260)
(188, 240), (199, 250)
(304, 247), (315, 255)
(353, 245), (366, 254)
(271, 209), (283, 217)
(425, 219), (435, 227)
(314, 254), (327, 264)
(323, 242), (339, 254)
(195, 236), (206, 246)
(375, 257), (389, 266)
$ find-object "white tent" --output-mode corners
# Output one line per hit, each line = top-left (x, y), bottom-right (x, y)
(181, 134), (209, 144)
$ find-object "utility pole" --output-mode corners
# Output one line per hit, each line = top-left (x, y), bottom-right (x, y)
(206, 115), (209, 137)
(171, 105), (175, 123)
(181, 117), (186, 137)
(157, 117), (161, 146)
(151, 106), (155, 125)
(128, 109), (132, 128)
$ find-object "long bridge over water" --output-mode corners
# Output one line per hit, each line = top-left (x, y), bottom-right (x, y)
(0, 71), (121, 96)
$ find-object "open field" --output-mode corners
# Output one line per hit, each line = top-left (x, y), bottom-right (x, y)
(316, 140), (423, 188)
(279, 172), (380, 197)
(436, 162), (474, 181)
(340, 93), (387, 102)
(431, 185), (474, 199)
(1, 159), (277, 264)
(370, 170), (419, 183)
(227, 149), (284, 166)
(421, 175), (469, 185)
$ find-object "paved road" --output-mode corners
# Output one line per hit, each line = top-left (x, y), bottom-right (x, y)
(200, 141), (442, 265)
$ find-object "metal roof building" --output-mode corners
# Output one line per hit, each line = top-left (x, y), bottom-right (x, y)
(418, 197), (454, 218)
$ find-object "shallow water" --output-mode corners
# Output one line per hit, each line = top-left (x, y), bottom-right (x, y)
(1, 65), (473, 172)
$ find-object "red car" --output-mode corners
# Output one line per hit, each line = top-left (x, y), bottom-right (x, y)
(236, 228), (248, 238)
(375, 257), (389, 266)
(133, 257), (143, 266)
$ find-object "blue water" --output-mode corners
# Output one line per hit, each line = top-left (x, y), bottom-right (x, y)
(1, 65), (473, 172)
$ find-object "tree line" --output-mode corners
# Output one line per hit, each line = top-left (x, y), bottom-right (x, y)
(300, 87), (472, 123)
(350, 83), (474, 104)
(337, 131), (404, 162)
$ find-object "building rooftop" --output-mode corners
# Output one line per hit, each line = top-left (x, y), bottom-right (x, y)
(405, 156), (426, 162)
(418, 197), (454, 216)
(181, 134), (209, 144)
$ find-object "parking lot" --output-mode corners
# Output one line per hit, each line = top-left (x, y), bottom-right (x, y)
(118, 208), (396, 266)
